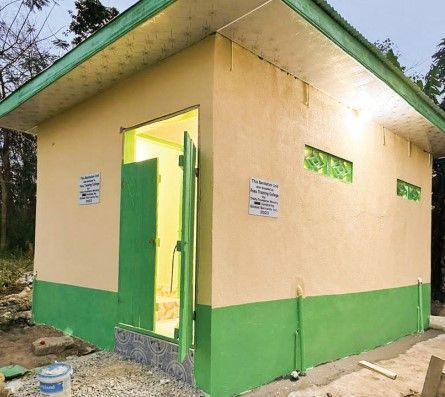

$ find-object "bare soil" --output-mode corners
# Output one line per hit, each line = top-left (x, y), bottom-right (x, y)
(0, 324), (96, 370)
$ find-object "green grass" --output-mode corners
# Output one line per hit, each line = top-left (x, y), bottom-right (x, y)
(0, 253), (33, 295)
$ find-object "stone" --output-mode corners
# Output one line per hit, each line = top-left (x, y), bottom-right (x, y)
(0, 312), (12, 326)
(430, 316), (445, 332)
(4, 379), (22, 396)
(32, 336), (74, 356)
(79, 346), (96, 356)
(18, 311), (31, 321)
(290, 370), (299, 381)
(0, 373), (12, 397)
(0, 287), (32, 330)
(0, 388), (12, 397)
(15, 272), (33, 287)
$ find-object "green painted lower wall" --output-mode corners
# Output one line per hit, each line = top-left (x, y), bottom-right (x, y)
(303, 284), (430, 369)
(33, 280), (118, 349)
(197, 283), (431, 397)
(194, 304), (212, 392)
(212, 299), (298, 396)
(32, 280), (431, 397)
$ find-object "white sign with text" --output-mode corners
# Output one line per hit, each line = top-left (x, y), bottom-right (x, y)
(79, 172), (101, 205)
(249, 177), (279, 218)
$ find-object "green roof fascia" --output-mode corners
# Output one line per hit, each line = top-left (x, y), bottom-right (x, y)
(283, 0), (445, 135)
(0, 0), (176, 119)
(2, 0), (444, 137)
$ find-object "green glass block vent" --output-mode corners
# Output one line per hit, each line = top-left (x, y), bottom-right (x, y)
(397, 179), (421, 202)
(304, 145), (353, 183)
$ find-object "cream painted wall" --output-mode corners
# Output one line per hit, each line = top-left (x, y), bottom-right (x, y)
(34, 37), (214, 304)
(34, 32), (432, 309)
(212, 35), (432, 308)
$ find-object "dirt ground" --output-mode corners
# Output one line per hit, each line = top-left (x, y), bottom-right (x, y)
(248, 330), (444, 397)
(2, 324), (445, 396)
(0, 324), (201, 396)
(0, 324), (96, 369)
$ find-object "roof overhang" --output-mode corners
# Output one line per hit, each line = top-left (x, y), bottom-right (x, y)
(1, 0), (445, 155)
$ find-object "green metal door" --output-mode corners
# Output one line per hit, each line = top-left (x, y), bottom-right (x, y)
(178, 132), (197, 362)
(118, 158), (158, 331)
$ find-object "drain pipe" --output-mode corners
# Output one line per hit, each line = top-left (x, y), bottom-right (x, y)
(295, 285), (305, 375)
(417, 277), (424, 333)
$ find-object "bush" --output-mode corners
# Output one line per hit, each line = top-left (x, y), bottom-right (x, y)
(0, 252), (33, 295)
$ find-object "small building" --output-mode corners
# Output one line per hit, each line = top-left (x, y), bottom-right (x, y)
(1, 1), (444, 396)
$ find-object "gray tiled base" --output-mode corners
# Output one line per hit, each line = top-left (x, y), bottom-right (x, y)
(115, 327), (194, 385)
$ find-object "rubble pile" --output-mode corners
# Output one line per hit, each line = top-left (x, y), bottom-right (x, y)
(0, 373), (12, 397)
(0, 272), (33, 330)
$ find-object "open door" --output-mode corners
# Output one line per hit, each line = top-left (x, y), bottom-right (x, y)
(118, 158), (158, 331)
(178, 131), (197, 362)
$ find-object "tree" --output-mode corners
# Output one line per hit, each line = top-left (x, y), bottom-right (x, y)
(0, 0), (61, 251)
(415, 38), (445, 110)
(430, 39), (445, 306)
(431, 38), (445, 110)
(375, 39), (406, 72)
(374, 39), (423, 88)
(68, 0), (119, 46)
(0, 0), (120, 251)
(0, 1), (60, 97)
(432, 158), (445, 303)
(375, 37), (445, 111)
(423, 63), (442, 105)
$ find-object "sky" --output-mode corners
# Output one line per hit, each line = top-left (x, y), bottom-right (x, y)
(42, 0), (137, 49)
(46, 0), (444, 77)
(329, 0), (445, 76)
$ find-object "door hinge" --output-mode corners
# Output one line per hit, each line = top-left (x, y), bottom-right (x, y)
(193, 310), (196, 321)
(178, 155), (184, 167)
(195, 168), (199, 177)
(176, 240), (184, 252)
(149, 238), (160, 247)
(157, 174), (162, 184)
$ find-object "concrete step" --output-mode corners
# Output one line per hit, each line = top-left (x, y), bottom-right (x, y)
(430, 316), (445, 332)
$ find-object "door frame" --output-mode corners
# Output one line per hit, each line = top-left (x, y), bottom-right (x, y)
(117, 106), (200, 347)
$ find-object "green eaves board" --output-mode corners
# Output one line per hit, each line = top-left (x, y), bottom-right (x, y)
(0, 0), (175, 119)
